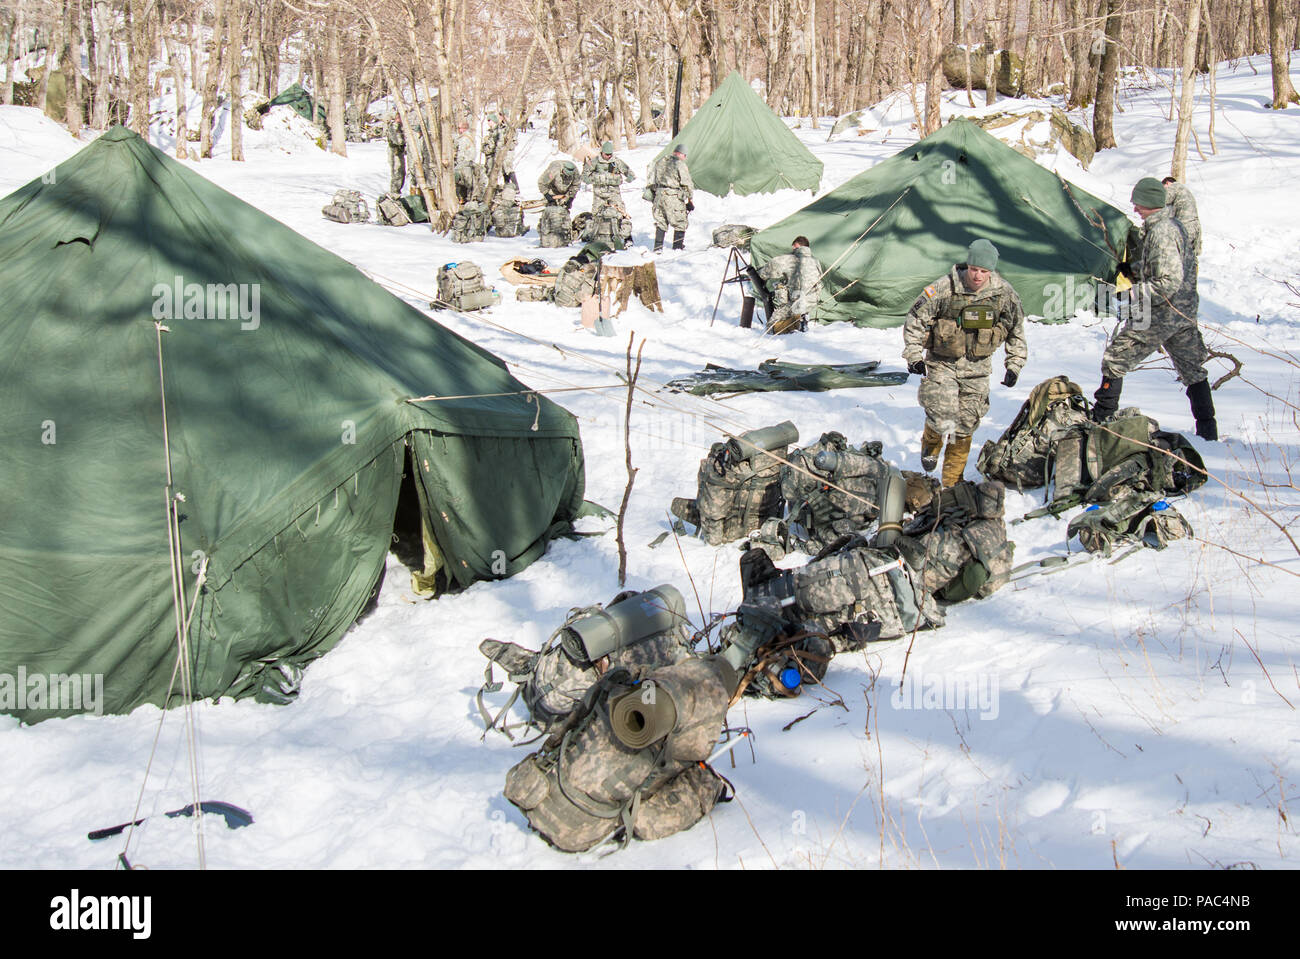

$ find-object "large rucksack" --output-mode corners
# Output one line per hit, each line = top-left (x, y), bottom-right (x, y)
(477, 588), (696, 738)
(491, 196), (527, 238)
(551, 244), (609, 308)
(582, 206), (633, 250)
(895, 480), (1015, 603)
(502, 657), (733, 852)
(781, 432), (890, 546)
(450, 201), (489, 243)
(376, 192), (412, 226)
(433, 261), (501, 312)
(711, 223), (756, 250)
(321, 189), (370, 224)
(1041, 409), (1207, 516)
(976, 375), (1091, 489)
(689, 438), (790, 546)
(537, 203), (573, 247)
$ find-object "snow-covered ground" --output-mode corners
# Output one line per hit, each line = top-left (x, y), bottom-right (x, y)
(2, 55), (1298, 869)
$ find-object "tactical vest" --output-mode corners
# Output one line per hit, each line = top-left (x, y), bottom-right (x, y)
(537, 204), (573, 247)
(503, 659), (732, 853)
(895, 480), (1014, 603)
(433, 261), (500, 312)
(927, 279), (1009, 361)
(976, 375), (1091, 489)
(321, 189), (370, 224)
(450, 201), (489, 243)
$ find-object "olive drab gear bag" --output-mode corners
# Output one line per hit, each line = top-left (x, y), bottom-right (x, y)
(538, 203), (573, 247)
(1066, 492), (1194, 557)
(477, 590), (696, 738)
(711, 224), (756, 250)
(450, 200), (489, 243)
(551, 243), (609, 308)
(1041, 409), (1207, 517)
(895, 480), (1015, 603)
(582, 206), (633, 251)
(781, 432), (890, 545)
(490, 195), (527, 238)
(321, 189), (370, 224)
(502, 657), (733, 852)
(433, 261), (501, 312)
(376, 192), (412, 227)
(977, 375), (1091, 489)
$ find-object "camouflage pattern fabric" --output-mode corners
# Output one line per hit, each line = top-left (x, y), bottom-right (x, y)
(581, 206), (632, 251)
(490, 185), (527, 238)
(450, 201), (489, 243)
(1162, 181), (1202, 256)
(1101, 208), (1207, 386)
(976, 375), (1091, 489)
(538, 160), (582, 208)
(386, 120), (406, 195)
(711, 224), (756, 250)
(583, 154), (635, 213)
(693, 441), (788, 545)
(1067, 491), (1194, 556)
(537, 204), (573, 248)
(552, 258), (598, 307)
(321, 189), (369, 224)
(758, 246), (822, 329)
(489, 120), (517, 180)
(895, 480), (1014, 602)
(646, 154), (694, 231)
(781, 433), (889, 548)
(903, 266), (1027, 437)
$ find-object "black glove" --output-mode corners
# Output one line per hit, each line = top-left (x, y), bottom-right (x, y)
(803, 489), (834, 529)
(1116, 260), (1134, 281)
(907, 360), (926, 376)
(1002, 369), (1018, 388)
(685, 200), (695, 212)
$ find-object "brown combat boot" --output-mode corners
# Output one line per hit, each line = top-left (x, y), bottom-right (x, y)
(920, 425), (943, 473)
(941, 433), (973, 487)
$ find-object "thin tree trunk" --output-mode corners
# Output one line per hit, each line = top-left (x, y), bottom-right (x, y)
(326, 16), (346, 155)
(228, 0), (244, 161)
(1093, 0), (1122, 150)
(1171, 0), (1202, 179)
(984, 7), (997, 105)
(1266, 0), (1300, 107)
(807, 0), (819, 127)
(163, 6), (187, 159)
(1205, 0), (1217, 152)
(1, 7), (14, 107)
(199, 0), (225, 157)
(1023, 0), (1043, 94)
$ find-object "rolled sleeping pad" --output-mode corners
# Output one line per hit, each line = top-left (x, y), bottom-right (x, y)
(873, 466), (907, 548)
(609, 685), (679, 749)
(725, 421), (799, 463)
(560, 584), (687, 664)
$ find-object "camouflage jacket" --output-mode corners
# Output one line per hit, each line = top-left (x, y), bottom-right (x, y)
(758, 247), (822, 319)
(453, 132), (474, 169)
(902, 266), (1028, 372)
(647, 154), (693, 201)
(538, 161), (582, 203)
(583, 155), (635, 188)
(1134, 208), (1197, 324)
(1162, 181), (1201, 256)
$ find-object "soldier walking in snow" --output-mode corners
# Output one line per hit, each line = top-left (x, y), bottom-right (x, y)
(645, 143), (694, 252)
(902, 238), (1028, 487)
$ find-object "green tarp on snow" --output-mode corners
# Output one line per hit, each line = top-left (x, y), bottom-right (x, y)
(267, 82), (325, 125)
(750, 118), (1133, 327)
(0, 126), (586, 722)
(653, 71), (823, 197)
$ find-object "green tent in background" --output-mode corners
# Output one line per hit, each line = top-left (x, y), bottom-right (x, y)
(750, 118), (1133, 327)
(0, 127), (586, 722)
(267, 82), (325, 125)
(652, 71), (823, 196)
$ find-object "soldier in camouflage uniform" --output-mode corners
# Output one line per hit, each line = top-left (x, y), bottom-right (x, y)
(645, 144), (693, 251)
(385, 116), (406, 195)
(453, 121), (475, 204)
(1160, 177), (1201, 257)
(757, 236), (821, 334)
(902, 238), (1028, 488)
(491, 111), (519, 190)
(583, 140), (635, 214)
(538, 159), (583, 211)
(1092, 177), (1217, 441)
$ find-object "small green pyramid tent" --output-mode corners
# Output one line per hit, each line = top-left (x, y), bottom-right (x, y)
(267, 82), (325, 125)
(750, 118), (1133, 327)
(0, 127), (586, 722)
(652, 71), (823, 196)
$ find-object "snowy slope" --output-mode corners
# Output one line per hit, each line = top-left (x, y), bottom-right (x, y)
(1, 55), (1298, 870)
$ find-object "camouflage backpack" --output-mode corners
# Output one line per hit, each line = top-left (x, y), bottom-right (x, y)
(478, 590), (696, 739)
(450, 201), (489, 243)
(976, 375), (1091, 489)
(1042, 409), (1207, 516)
(688, 435), (791, 547)
(1066, 492), (1194, 557)
(582, 207), (633, 250)
(503, 658), (733, 852)
(895, 480), (1015, 603)
(711, 224), (756, 250)
(491, 196), (527, 238)
(433, 261), (501, 312)
(781, 432), (890, 546)
(537, 203), (573, 247)
(551, 244), (609, 308)
(376, 192), (412, 226)
(321, 189), (370, 224)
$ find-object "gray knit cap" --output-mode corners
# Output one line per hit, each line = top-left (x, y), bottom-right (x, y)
(1131, 177), (1166, 208)
(966, 238), (999, 271)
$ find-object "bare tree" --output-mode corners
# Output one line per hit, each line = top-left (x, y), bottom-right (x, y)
(1266, 0), (1299, 108)
(1171, 0), (1201, 180)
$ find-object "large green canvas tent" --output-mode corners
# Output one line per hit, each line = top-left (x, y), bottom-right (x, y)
(750, 118), (1133, 327)
(0, 127), (586, 722)
(652, 71), (823, 196)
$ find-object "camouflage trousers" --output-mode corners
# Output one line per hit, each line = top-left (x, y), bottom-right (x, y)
(652, 190), (690, 231)
(389, 148), (406, 195)
(917, 358), (991, 436)
(767, 285), (803, 334)
(1101, 310), (1208, 386)
(593, 188), (627, 215)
